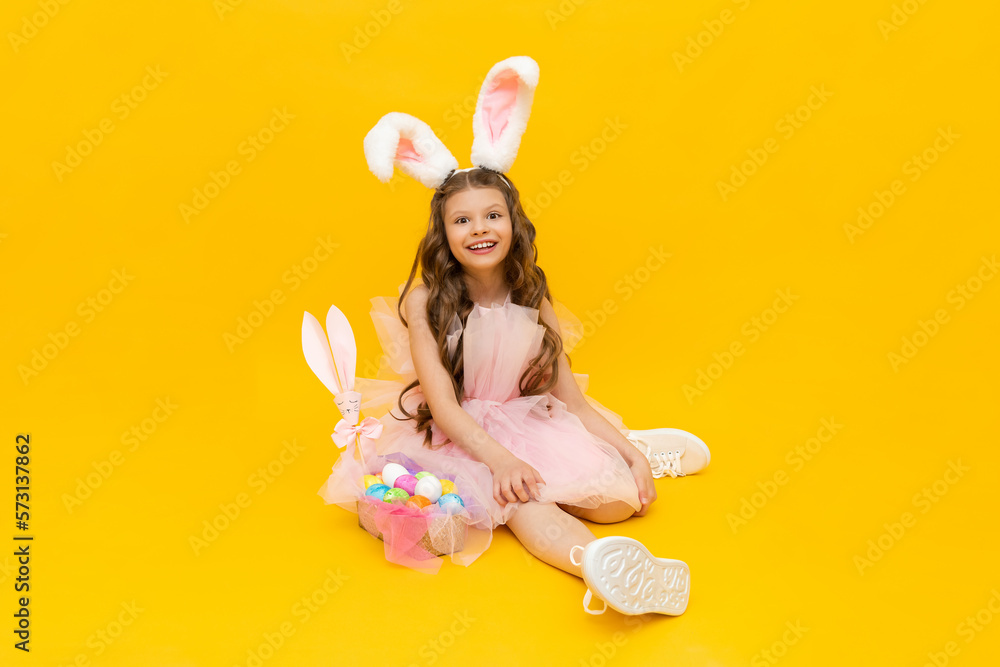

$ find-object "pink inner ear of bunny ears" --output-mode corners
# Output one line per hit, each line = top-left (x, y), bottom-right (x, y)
(483, 72), (519, 144)
(395, 136), (421, 163)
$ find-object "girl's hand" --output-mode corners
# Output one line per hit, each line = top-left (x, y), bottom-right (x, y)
(629, 455), (657, 517)
(488, 450), (546, 506)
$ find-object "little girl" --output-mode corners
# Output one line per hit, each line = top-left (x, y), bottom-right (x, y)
(318, 56), (710, 616)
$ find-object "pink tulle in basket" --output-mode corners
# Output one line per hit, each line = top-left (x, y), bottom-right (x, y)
(354, 452), (469, 562)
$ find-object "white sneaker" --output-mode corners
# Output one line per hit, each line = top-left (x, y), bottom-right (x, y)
(569, 536), (690, 616)
(626, 428), (711, 478)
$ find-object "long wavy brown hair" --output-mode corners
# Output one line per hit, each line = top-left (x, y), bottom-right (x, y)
(394, 167), (567, 449)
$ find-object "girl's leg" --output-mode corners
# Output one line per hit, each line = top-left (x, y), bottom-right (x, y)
(504, 502), (596, 577)
(557, 500), (635, 524)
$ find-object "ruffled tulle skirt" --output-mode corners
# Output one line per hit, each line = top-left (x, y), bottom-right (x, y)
(317, 287), (640, 573)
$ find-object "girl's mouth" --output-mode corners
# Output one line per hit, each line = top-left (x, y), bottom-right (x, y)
(467, 242), (498, 255)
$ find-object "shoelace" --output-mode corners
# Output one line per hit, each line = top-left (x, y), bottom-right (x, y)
(649, 448), (685, 478)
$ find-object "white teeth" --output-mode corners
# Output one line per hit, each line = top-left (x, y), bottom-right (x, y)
(469, 242), (496, 250)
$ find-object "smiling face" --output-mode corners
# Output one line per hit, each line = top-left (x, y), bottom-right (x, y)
(443, 186), (512, 271)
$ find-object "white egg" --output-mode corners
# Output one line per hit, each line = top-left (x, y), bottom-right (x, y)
(414, 475), (443, 503)
(381, 463), (409, 489)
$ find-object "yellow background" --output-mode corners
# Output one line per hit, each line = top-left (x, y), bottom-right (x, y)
(3, 0), (998, 665)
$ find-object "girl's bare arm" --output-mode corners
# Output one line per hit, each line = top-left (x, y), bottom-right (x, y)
(403, 285), (510, 470)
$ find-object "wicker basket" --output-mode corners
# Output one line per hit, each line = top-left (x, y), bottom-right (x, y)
(357, 498), (467, 557)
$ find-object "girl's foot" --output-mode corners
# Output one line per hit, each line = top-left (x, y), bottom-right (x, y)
(569, 536), (690, 616)
(626, 428), (711, 478)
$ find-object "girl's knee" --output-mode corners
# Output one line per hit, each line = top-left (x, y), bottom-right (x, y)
(593, 500), (636, 523)
(558, 500), (635, 524)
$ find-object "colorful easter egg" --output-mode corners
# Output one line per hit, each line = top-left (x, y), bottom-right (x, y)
(406, 495), (432, 510)
(394, 474), (418, 496)
(381, 463), (409, 488)
(382, 488), (410, 504)
(438, 493), (465, 514)
(414, 476), (443, 502)
(364, 484), (390, 501)
(440, 479), (456, 496)
(375, 473), (383, 483)
(363, 475), (381, 489)
(415, 471), (433, 480)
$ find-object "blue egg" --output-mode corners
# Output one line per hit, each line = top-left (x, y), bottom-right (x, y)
(437, 493), (465, 513)
(365, 484), (391, 500)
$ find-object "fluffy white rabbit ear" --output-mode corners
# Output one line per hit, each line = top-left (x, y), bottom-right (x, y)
(470, 56), (540, 174)
(363, 112), (459, 189)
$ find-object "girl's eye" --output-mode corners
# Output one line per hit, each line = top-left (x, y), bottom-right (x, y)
(454, 213), (500, 223)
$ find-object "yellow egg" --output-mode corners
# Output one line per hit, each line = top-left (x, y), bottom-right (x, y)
(440, 479), (456, 496)
(363, 475), (381, 489)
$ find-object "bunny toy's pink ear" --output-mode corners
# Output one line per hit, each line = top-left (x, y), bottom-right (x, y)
(324, 304), (357, 391)
(301, 305), (357, 396)
(363, 112), (459, 189)
(470, 56), (540, 174)
(302, 311), (342, 396)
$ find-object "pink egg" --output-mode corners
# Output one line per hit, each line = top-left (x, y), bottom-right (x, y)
(394, 474), (418, 496)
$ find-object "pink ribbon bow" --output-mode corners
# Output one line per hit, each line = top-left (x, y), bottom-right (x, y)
(332, 416), (384, 449)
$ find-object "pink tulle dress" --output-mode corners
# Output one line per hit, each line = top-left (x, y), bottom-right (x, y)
(317, 285), (640, 573)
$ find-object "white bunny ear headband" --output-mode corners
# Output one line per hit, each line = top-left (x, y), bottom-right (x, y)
(363, 56), (539, 190)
